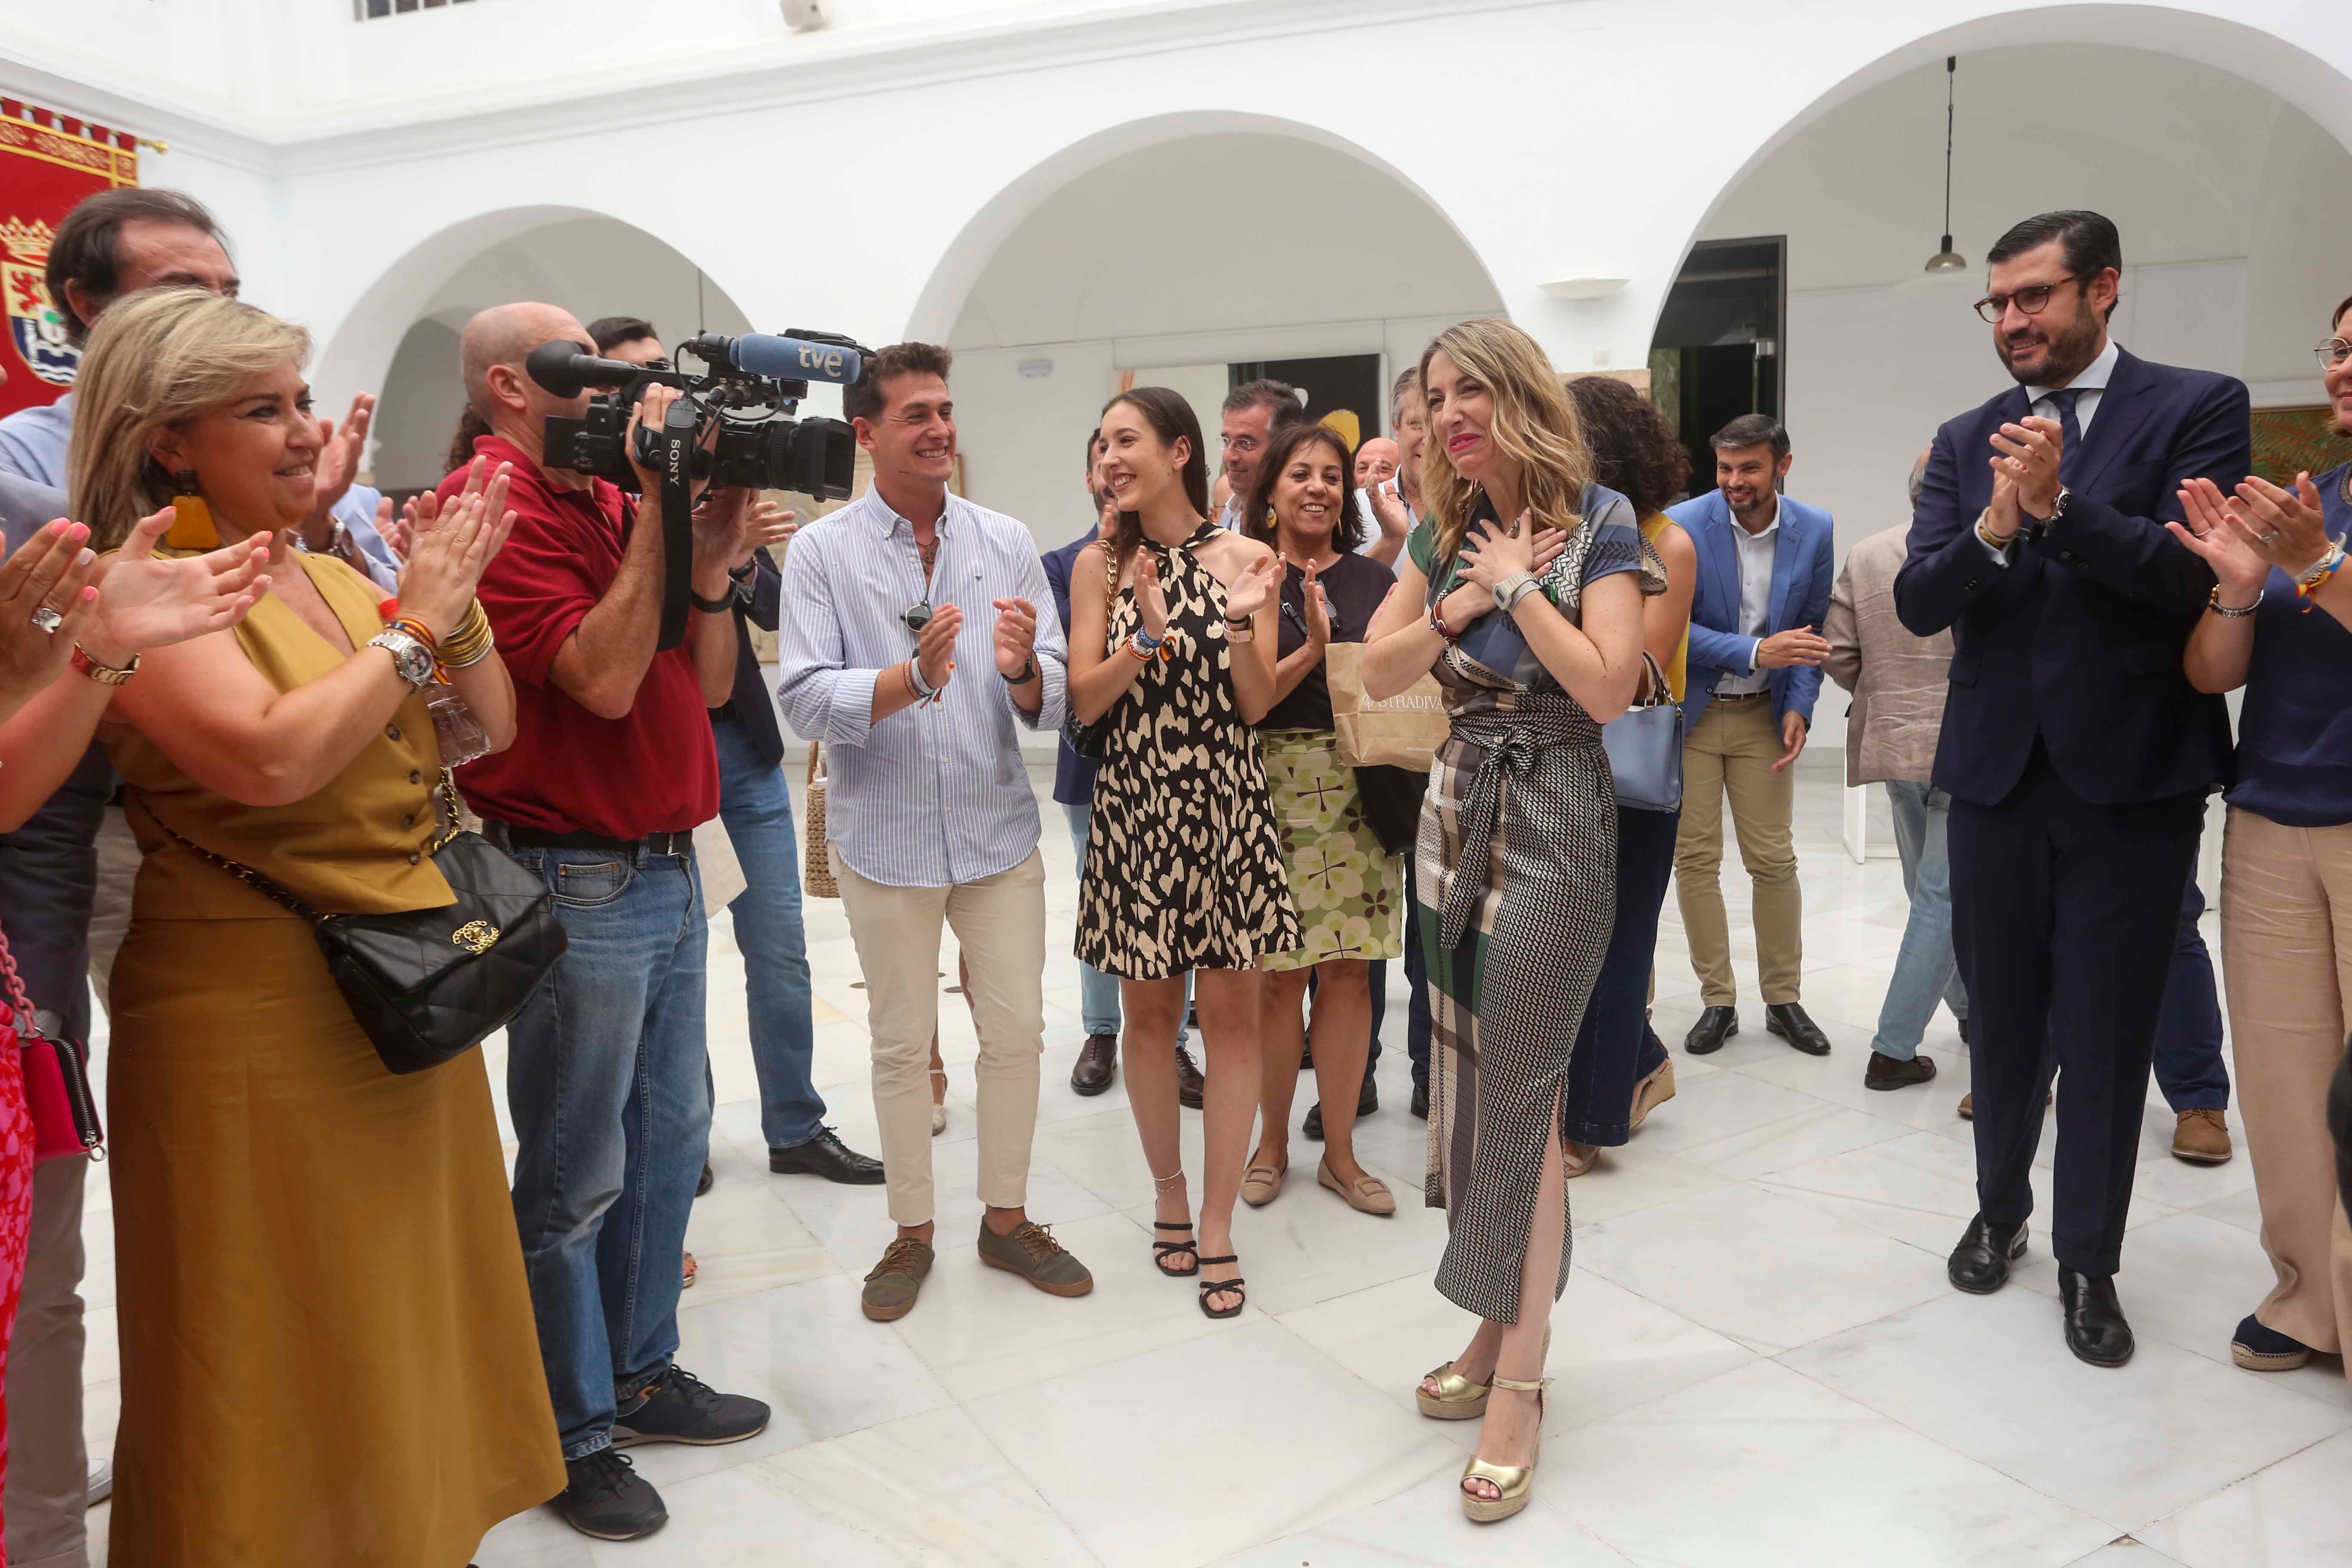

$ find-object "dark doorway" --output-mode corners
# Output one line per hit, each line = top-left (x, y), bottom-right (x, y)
(1234, 354), (1386, 447)
(1647, 236), (1785, 496)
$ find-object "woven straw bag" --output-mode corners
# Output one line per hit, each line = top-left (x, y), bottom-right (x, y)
(802, 742), (838, 899)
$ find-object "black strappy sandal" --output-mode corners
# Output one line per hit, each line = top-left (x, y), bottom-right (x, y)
(1196, 1255), (1246, 1319)
(1152, 1221), (1200, 1277)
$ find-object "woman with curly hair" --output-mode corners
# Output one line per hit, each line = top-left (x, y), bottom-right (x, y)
(1364, 319), (1649, 1522)
(1560, 374), (1699, 1168)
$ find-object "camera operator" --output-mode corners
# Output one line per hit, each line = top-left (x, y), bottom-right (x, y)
(586, 314), (884, 1189)
(447, 301), (769, 1543)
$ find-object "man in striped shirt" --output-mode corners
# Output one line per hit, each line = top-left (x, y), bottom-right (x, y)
(776, 343), (1093, 1323)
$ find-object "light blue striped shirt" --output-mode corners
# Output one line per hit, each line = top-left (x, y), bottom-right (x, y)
(775, 486), (1068, 888)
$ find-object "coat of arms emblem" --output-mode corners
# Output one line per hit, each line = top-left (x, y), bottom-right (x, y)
(1, 218), (78, 388)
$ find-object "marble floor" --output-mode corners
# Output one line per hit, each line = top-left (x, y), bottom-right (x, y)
(70, 761), (2352, 1566)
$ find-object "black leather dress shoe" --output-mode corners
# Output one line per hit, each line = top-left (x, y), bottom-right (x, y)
(1764, 1002), (1832, 1055)
(1303, 1074), (1379, 1141)
(1684, 1007), (1738, 1055)
(769, 1127), (885, 1185)
(695, 1162), (714, 1198)
(1864, 1051), (1936, 1090)
(1411, 1082), (1428, 1119)
(2059, 1268), (2135, 1366)
(1070, 1032), (1117, 1096)
(1175, 1041), (1205, 1109)
(1947, 1213), (2026, 1294)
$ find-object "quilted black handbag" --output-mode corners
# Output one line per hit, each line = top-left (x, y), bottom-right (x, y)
(138, 776), (565, 1075)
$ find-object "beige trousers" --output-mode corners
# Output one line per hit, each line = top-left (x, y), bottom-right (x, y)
(834, 848), (1047, 1228)
(2220, 808), (2352, 1370)
(1674, 695), (1802, 1006)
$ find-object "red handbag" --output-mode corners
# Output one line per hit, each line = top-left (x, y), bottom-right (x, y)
(1, 928), (102, 1163)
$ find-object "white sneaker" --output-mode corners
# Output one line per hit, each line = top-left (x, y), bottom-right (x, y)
(89, 1458), (113, 1505)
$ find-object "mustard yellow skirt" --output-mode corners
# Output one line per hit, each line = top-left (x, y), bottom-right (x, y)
(106, 915), (562, 1565)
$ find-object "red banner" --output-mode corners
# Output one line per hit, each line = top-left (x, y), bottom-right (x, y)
(0, 102), (139, 422)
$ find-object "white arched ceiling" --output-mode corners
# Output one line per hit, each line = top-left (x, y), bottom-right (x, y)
(945, 130), (1502, 351)
(348, 214), (757, 490)
(906, 110), (1503, 348)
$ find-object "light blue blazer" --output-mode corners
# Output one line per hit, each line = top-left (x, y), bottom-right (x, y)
(1664, 488), (1836, 734)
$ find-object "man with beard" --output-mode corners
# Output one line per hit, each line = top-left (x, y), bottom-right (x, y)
(1895, 210), (2246, 1367)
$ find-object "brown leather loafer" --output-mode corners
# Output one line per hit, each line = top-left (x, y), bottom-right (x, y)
(2172, 1107), (2233, 1164)
(1865, 1051), (1937, 1090)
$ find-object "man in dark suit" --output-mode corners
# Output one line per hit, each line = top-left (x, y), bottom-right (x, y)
(1895, 210), (2245, 1366)
(1666, 415), (1838, 1058)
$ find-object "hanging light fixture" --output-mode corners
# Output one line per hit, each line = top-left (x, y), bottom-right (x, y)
(1924, 55), (1968, 273)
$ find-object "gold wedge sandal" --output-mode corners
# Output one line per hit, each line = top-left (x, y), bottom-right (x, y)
(1461, 1375), (1551, 1524)
(1415, 1327), (1549, 1420)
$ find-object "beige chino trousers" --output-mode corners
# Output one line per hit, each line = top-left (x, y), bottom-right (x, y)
(2219, 807), (2352, 1372)
(1674, 694), (1803, 1007)
(834, 848), (1047, 1228)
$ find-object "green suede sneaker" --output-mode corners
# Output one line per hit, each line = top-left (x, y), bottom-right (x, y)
(977, 1219), (1094, 1298)
(861, 1237), (935, 1321)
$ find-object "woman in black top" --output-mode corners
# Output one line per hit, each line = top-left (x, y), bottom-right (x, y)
(1239, 423), (1406, 1216)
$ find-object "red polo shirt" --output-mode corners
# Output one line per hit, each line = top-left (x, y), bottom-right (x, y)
(444, 436), (718, 840)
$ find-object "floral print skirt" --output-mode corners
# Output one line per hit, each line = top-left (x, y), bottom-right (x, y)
(1258, 729), (1405, 974)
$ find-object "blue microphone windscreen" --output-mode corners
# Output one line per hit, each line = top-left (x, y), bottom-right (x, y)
(729, 334), (864, 385)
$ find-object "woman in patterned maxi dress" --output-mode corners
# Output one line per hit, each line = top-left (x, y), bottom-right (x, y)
(1363, 319), (1649, 1521)
(1072, 387), (1299, 1320)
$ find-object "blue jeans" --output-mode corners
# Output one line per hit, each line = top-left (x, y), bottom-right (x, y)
(502, 839), (712, 1459)
(1061, 800), (1122, 1037)
(1874, 781), (1969, 1061)
(714, 715), (826, 1149)
(1567, 803), (1680, 1145)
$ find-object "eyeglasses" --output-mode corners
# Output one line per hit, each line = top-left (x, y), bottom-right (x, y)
(2314, 338), (2352, 370)
(1973, 274), (2095, 325)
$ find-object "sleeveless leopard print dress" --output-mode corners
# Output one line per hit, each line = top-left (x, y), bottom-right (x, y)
(1076, 521), (1300, 979)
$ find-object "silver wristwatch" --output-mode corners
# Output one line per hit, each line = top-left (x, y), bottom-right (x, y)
(369, 627), (436, 690)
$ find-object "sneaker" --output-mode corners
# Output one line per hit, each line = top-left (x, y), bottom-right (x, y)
(2230, 1312), (2314, 1371)
(553, 1449), (666, 1541)
(977, 1218), (1095, 1297)
(612, 1364), (771, 1448)
(861, 1236), (935, 1321)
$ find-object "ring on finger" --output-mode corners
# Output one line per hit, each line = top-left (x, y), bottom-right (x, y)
(29, 606), (61, 634)
(2259, 529), (2282, 544)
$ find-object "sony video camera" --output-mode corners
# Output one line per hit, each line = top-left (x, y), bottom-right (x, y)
(527, 329), (866, 500)
(526, 328), (871, 647)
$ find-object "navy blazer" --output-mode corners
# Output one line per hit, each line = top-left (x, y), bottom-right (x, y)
(1665, 487), (1836, 733)
(716, 546), (787, 766)
(1893, 347), (2243, 807)
(1041, 530), (1101, 807)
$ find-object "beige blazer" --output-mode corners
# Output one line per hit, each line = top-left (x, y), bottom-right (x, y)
(1823, 524), (1953, 787)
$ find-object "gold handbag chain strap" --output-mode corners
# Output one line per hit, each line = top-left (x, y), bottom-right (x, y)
(130, 766), (465, 925)
(129, 792), (328, 925)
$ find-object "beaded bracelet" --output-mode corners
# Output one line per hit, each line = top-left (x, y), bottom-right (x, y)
(2293, 540), (2346, 611)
